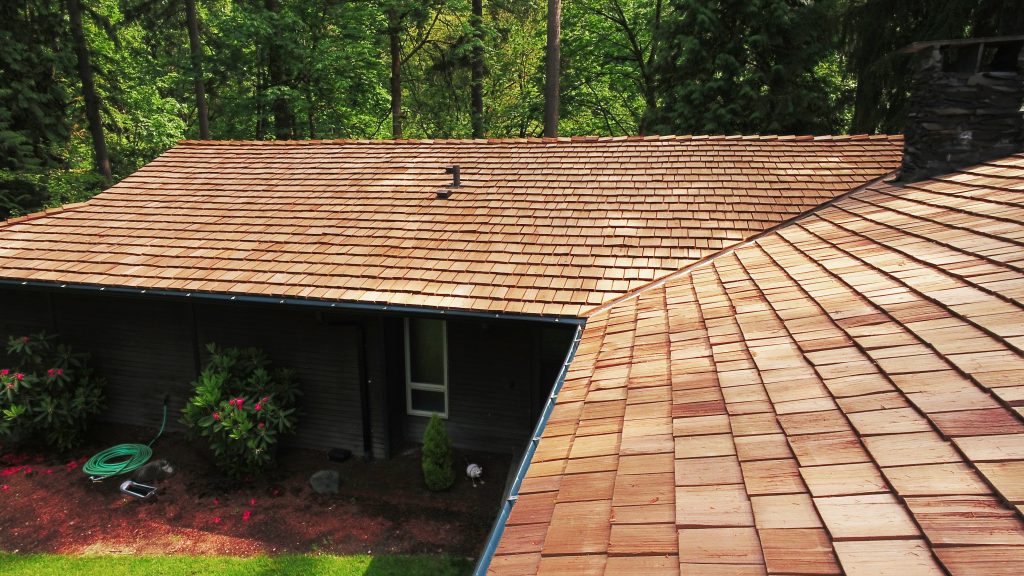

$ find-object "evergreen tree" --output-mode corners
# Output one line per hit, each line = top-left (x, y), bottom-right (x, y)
(421, 414), (455, 491)
(0, 0), (70, 218)
(646, 0), (845, 136)
(843, 0), (1024, 134)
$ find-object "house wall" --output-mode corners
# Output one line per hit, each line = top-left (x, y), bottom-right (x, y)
(0, 289), (53, 366)
(52, 294), (197, 432)
(390, 317), (574, 455)
(0, 288), (366, 454)
(193, 304), (363, 452)
(0, 287), (575, 460)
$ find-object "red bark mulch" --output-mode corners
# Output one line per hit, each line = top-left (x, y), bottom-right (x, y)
(0, 424), (510, 557)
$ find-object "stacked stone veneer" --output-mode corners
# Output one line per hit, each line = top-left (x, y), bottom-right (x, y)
(902, 44), (1024, 182)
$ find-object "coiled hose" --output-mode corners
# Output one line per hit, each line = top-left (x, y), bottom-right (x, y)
(82, 403), (167, 481)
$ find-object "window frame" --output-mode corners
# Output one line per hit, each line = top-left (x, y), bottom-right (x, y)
(403, 317), (449, 418)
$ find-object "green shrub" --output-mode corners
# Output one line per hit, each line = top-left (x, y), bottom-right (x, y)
(0, 332), (105, 450)
(181, 344), (300, 479)
(421, 414), (455, 491)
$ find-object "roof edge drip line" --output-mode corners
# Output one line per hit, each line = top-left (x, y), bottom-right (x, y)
(473, 323), (585, 575)
(0, 279), (585, 326)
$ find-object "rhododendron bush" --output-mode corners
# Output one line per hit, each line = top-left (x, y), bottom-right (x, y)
(182, 344), (299, 478)
(0, 332), (105, 450)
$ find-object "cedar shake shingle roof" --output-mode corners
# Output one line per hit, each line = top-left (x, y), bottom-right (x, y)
(0, 136), (901, 316)
(490, 153), (1024, 574)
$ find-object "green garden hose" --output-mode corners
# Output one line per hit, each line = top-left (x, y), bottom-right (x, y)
(83, 402), (167, 481)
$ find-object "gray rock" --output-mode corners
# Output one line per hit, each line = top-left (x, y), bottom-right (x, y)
(310, 469), (340, 494)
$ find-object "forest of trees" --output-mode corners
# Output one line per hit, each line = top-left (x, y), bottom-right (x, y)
(1, 0), (1022, 218)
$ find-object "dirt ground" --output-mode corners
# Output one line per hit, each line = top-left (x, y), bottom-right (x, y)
(0, 424), (510, 557)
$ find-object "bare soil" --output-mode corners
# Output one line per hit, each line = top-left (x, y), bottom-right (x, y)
(0, 424), (509, 557)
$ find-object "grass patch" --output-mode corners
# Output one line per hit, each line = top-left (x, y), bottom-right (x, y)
(0, 553), (472, 575)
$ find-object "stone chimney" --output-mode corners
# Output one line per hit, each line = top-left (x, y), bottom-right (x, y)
(901, 36), (1024, 182)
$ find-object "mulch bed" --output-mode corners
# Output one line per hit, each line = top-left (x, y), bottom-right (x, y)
(0, 423), (510, 557)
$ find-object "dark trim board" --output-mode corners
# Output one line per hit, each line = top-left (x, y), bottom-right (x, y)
(0, 278), (585, 326)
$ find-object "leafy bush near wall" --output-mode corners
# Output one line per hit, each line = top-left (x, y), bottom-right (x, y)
(181, 344), (299, 479)
(421, 414), (455, 491)
(0, 332), (105, 450)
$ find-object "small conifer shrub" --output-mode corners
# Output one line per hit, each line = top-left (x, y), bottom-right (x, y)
(421, 414), (455, 491)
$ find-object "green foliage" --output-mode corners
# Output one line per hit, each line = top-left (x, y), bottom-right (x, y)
(561, 0), (660, 135)
(647, 0), (847, 136)
(0, 552), (473, 576)
(181, 343), (300, 478)
(0, 1), (72, 218)
(842, 0), (1024, 134)
(0, 0), (1016, 206)
(421, 414), (455, 491)
(0, 171), (48, 220)
(0, 332), (105, 451)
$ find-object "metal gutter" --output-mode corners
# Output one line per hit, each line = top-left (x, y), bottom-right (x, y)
(473, 323), (585, 575)
(0, 279), (585, 326)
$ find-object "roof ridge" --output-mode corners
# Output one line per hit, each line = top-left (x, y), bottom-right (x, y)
(580, 170), (899, 317)
(176, 134), (903, 146)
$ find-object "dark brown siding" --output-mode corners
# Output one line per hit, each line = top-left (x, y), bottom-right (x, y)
(400, 319), (573, 454)
(193, 303), (363, 453)
(0, 286), (575, 460)
(50, 293), (196, 431)
(0, 289), (53, 365)
(0, 288), (366, 453)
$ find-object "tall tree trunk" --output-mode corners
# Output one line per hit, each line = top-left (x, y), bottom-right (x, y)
(67, 0), (111, 181)
(387, 8), (402, 139)
(638, 0), (662, 135)
(470, 0), (484, 138)
(543, 0), (561, 137)
(185, 0), (210, 139)
(265, 0), (292, 140)
(306, 79), (316, 139)
(255, 49), (265, 139)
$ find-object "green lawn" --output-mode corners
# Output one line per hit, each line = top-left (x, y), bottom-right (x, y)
(0, 553), (472, 576)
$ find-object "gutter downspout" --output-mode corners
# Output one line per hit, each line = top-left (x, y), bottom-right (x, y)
(473, 323), (585, 575)
(356, 324), (374, 460)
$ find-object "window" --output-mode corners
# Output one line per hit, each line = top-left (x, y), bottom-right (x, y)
(404, 318), (448, 417)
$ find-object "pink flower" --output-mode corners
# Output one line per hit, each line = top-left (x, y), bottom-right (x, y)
(254, 403), (262, 412)
(0, 369), (8, 376)
(14, 373), (23, 381)
(213, 412), (221, 421)
(57, 368), (63, 376)
(235, 398), (244, 408)
(228, 399), (236, 407)
(249, 498), (256, 506)
(21, 336), (29, 344)
(242, 510), (252, 522)
(212, 516), (221, 524)
(46, 369), (54, 377)
(213, 498), (220, 506)
(257, 422), (264, 429)
(261, 396), (268, 403)
(1, 485), (8, 492)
